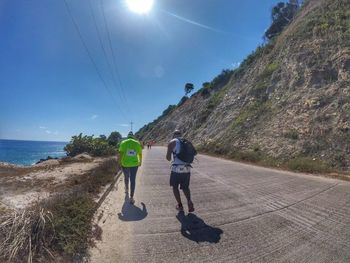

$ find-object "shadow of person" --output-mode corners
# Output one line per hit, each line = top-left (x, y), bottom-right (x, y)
(118, 196), (148, 221)
(176, 212), (223, 243)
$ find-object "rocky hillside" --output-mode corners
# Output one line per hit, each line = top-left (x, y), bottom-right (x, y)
(137, 0), (350, 170)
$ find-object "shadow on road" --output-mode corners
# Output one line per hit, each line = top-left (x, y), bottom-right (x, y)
(176, 212), (223, 243)
(118, 196), (148, 221)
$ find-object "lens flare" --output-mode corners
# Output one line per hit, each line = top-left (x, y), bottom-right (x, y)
(126, 0), (154, 14)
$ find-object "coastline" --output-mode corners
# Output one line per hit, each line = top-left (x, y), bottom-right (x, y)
(0, 153), (115, 209)
(0, 155), (65, 170)
(0, 139), (67, 167)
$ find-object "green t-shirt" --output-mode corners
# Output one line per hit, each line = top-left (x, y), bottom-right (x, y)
(118, 138), (142, 167)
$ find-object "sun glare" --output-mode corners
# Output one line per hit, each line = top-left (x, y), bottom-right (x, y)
(126, 0), (154, 14)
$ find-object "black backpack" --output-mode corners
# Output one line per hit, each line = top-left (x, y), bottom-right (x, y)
(176, 138), (197, 164)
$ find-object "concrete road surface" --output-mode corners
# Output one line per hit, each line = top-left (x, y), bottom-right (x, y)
(90, 147), (350, 263)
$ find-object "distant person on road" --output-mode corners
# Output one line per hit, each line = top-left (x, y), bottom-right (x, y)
(118, 131), (143, 204)
(166, 130), (197, 213)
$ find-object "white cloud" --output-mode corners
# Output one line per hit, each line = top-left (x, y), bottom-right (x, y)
(53, 131), (59, 135)
(39, 126), (47, 129)
(91, 114), (98, 120)
(119, 124), (130, 127)
(45, 130), (52, 134)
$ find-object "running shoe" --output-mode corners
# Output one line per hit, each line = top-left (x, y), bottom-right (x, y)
(188, 201), (195, 213)
(176, 203), (184, 211)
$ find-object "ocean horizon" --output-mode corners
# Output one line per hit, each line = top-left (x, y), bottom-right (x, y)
(0, 139), (68, 166)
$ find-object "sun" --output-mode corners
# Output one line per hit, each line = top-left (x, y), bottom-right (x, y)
(126, 0), (154, 14)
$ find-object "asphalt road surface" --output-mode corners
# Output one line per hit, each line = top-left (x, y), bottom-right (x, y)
(90, 146), (350, 263)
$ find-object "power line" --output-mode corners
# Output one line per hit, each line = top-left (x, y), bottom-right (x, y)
(100, 0), (130, 112)
(63, 0), (127, 121)
(88, 0), (129, 118)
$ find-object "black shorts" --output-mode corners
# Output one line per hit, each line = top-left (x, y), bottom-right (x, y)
(170, 172), (191, 190)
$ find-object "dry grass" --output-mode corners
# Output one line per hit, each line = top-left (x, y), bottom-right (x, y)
(0, 157), (119, 262)
(287, 157), (331, 174)
(0, 207), (55, 262)
(0, 166), (44, 178)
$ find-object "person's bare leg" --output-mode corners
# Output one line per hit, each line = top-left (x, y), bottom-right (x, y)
(173, 187), (182, 205)
(183, 188), (194, 212)
(182, 188), (191, 203)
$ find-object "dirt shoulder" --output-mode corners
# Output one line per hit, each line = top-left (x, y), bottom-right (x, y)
(0, 154), (118, 210)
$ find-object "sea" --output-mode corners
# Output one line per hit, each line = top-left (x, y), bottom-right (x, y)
(0, 139), (67, 166)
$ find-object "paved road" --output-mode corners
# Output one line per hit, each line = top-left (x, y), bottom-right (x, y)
(90, 147), (350, 262)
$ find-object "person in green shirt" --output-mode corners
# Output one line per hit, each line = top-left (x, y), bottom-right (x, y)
(118, 131), (143, 204)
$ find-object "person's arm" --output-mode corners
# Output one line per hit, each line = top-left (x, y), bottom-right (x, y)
(138, 144), (143, 166)
(166, 140), (176, 161)
(118, 143), (124, 167)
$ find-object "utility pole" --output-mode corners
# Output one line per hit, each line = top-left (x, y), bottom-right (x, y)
(130, 121), (133, 132)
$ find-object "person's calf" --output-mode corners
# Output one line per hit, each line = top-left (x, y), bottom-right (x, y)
(172, 187), (183, 208)
(183, 188), (194, 212)
(182, 188), (191, 202)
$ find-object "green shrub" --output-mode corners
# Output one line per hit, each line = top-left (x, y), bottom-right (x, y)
(284, 129), (299, 140)
(196, 108), (212, 124)
(162, 104), (177, 116)
(200, 87), (211, 97)
(259, 156), (282, 168)
(195, 85), (230, 125)
(207, 85), (229, 109)
(107, 131), (122, 146)
(332, 152), (348, 168)
(302, 139), (329, 155)
(287, 157), (331, 173)
(232, 150), (262, 163)
(295, 0), (350, 42)
(211, 69), (233, 90)
(249, 62), (279, 101)
(49, 194), (96, 257)
(233, 42), (276, 78)
(178, 96), (188, 106)
(64, 133), (118, 157)
(232, 101), (272, 130)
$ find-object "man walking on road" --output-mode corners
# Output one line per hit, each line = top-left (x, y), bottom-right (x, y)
(118, 131), (143, 204)
(166, 130), (195, 212)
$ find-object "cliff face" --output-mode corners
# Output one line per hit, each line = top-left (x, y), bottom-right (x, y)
(137, 0), (350, 169)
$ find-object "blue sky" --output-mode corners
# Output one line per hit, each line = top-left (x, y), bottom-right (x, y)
(0, 0), (281, 141)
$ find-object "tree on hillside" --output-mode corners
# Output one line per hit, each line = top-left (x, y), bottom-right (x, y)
(203, 82), (211, 89)
(108, 131), (122, 146)
(264, 0), (301, 40)
(184, 83), (194, 96)
(162, 105), (176, 116)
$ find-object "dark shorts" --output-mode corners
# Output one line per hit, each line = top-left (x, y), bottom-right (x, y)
(170, 172), (191, 190)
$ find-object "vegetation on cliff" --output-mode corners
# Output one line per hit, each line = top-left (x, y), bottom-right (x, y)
(137, 0), (350, 172)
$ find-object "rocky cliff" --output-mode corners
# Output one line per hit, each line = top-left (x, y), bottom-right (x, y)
(137, 0), (350, 170)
